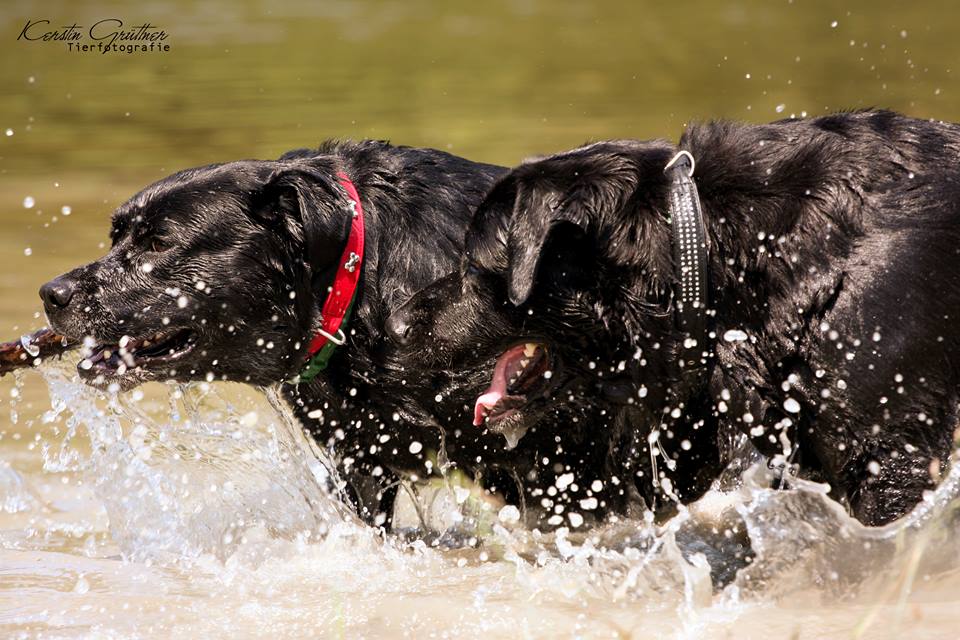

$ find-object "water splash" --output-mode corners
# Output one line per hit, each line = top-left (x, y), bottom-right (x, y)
(35, 360), (353, 563)
(0, 460), (39, 513)
(2, 359), (959, 637)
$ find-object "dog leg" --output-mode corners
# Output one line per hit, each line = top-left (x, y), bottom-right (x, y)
(843, 435), (952, 526)
(341, 461), (400, 530)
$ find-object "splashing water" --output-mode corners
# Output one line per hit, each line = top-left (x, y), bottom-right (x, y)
(36, 360), (353, 563)
(0, 359), (959, 638)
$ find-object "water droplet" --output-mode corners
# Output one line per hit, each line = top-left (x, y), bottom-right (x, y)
(498, 505), (520, 524)
(454, 486), (471, 504)
(72, 575), (90, 594)
(22, 196), (34, 209)
(724, 329), (749, 342)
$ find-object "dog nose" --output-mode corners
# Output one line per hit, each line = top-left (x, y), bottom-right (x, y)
(39, 276), (78, 310)
(385, 308), (414, 345)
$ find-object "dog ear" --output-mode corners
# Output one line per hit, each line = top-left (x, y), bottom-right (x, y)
(254, 170), (304, 230)
(504, 179), (589, 306)
(256, 164), (348, 275)
(503, 146), (660, 306)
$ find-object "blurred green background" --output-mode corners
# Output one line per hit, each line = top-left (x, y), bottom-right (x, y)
(0, 0), (957, 334)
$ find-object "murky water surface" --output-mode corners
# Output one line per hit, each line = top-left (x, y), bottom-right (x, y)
(2, 1), (960, 637)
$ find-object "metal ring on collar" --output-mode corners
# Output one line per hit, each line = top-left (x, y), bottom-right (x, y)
(664, 150), (696, 178)
(315, 327), (346, 346)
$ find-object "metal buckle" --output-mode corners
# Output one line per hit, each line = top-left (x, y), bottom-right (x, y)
(315, 327), (346, 346)
(664, 150), (696, 178)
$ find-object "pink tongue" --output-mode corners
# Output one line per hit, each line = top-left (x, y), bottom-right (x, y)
(473, 389), (503, 426)
(473, 345), (525, 426)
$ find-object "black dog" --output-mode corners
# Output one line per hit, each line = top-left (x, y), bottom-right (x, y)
(387, 110), (960, 527)
(38, 140), (506, 524)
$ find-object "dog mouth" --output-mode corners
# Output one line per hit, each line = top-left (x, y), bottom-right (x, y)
(473, 342), (552, 427)
(79, 328), (197, 379)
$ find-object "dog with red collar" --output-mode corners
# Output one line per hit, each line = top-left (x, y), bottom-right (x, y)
(19, 140), (507, 527)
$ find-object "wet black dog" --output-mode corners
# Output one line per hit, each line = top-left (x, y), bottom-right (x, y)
(387, 110), (960, 527)
(38, 140), (507, 524)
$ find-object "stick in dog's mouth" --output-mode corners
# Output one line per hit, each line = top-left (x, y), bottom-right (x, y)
(0, 328), (76, 376)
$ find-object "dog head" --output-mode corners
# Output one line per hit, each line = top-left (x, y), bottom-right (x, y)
(40, 154), (358, 390)
(386, 140), (680, 445)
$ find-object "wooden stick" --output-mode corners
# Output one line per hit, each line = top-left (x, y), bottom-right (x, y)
(0, 328), (76, 377)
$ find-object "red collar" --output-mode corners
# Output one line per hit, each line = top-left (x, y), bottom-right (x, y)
(298, 171), (365, 381)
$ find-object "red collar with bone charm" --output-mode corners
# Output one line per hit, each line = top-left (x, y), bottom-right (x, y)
(297, 171), (365, 381)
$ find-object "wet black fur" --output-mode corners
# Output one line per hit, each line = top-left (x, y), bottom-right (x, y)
(40, 140), (509, 524)
(389, 110), (960, 527)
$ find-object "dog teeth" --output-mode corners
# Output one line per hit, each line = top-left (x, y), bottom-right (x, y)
(519, 358), (530, 369)
(119, 335), (130, 349)
(523, 343), (538, 358)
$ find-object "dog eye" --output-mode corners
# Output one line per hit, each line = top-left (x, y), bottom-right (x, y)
(149, 237), (171, 253)
(465, 264), (482, 277)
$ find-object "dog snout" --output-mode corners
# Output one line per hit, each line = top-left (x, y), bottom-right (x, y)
(385, 305), (416, 345)
(40, 275), (79, 310)
(387, 288), (438, 346)
(387, 272), (463, 347)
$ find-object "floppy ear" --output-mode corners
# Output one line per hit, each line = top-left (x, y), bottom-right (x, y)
(505, 180), (589, 306)
(255, 164), (349, 277)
